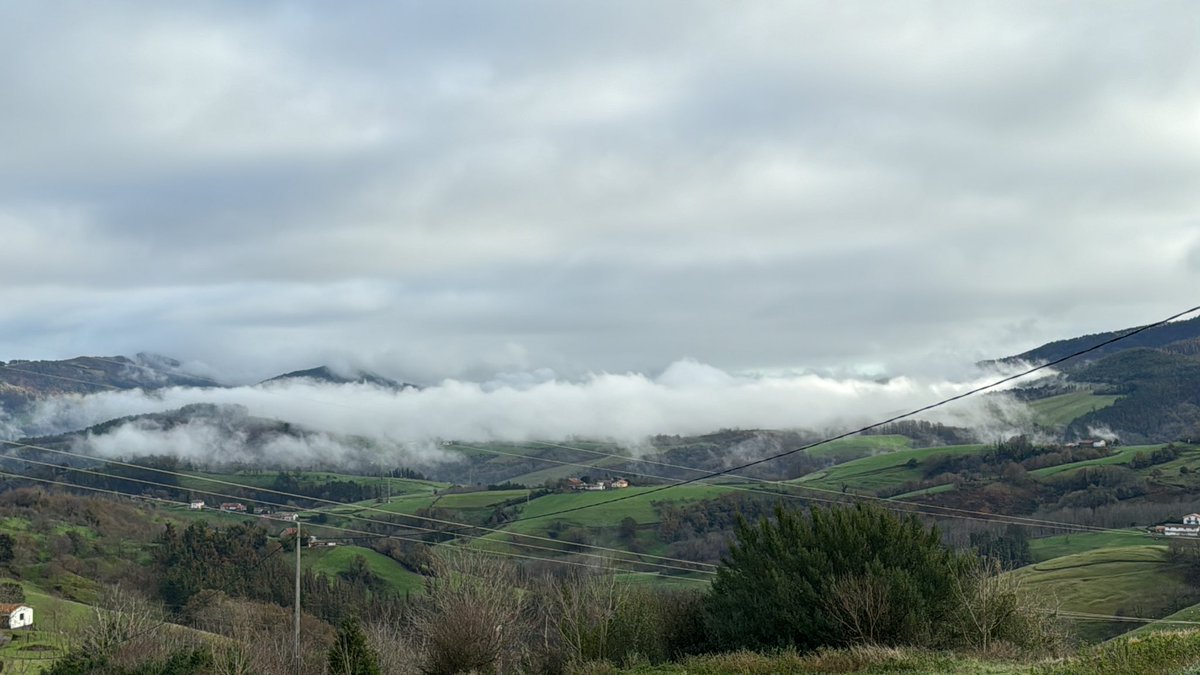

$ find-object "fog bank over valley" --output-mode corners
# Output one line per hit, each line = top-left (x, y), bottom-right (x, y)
(2, 358), (1049, 468)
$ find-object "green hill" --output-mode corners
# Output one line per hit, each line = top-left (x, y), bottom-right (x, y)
(1009, 545), (1199, 642)
(993, 315), (1200, 369)
(792, 444), (986, 493)
(303, 544), (425, 596)
(1027, 391), (1121, 429)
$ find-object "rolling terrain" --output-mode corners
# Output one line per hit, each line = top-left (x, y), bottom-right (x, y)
(3, 317), (1200, 670)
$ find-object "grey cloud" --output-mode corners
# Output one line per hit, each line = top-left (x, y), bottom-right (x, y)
(0, 1), (1198, 382)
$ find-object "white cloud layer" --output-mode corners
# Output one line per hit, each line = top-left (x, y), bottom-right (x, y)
(9, 360), (1049, 466)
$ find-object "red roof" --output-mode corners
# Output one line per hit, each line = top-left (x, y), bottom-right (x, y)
(0, 603), (29, 614)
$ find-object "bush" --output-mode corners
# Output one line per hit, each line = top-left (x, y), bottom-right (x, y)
(704, 503), (971, 651)
(417, 551), (529, 674)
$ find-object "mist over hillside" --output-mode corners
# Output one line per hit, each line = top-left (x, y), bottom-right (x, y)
(4, 312), (1199, 473)
(0, 357), (1045, 463)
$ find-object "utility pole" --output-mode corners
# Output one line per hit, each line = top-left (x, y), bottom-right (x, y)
(294, 519), (301, 666)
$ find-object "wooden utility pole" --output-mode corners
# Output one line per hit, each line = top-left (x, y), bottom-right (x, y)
(294, 519), (301, 665)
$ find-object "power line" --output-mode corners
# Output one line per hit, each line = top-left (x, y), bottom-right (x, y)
(1, 458), (1193, 634)
(7, 432), (1153, 587)
(0, 466), (710, 582)
(441, 441), (1151, 541)
(517, 439), (1153, 535)
(11, 305), (1200, 547)
(0, 370), (1167, 554)
(490, 304), (1200, 526)
(26, 349), (1157, 539)
(0, 440), (714, 576)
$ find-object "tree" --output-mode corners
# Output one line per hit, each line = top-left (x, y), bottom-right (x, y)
(328, 616), (381, 675)
(0, 580), (24, 603)
(417, 551), (527, 674)
(704, 503), (970, 651)
(0, 532), (14, 564)
(618, 516), (638, 542)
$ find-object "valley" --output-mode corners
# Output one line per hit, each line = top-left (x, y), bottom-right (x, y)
(1, 316), (1200, 672)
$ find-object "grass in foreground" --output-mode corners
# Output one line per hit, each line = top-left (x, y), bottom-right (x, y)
(580, 629), (1200, 674)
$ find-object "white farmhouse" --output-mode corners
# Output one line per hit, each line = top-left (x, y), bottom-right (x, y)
(0, 604), (32, 629)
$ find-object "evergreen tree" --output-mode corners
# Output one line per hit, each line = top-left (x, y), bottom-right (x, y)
(328, 616), (381, 675)
(704, 502), (970, 651)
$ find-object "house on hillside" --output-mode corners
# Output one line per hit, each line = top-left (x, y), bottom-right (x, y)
(1155, 524), (1200, 537)
(611, 478), (630, 489)
(1152, 513), (1200, 537)
(565, 478), (584, 490)
(0, 604), (32, 629)
(219, 502), (247, 512)
(1065, 439), (1109, 449)
(189, 500), (205, 510)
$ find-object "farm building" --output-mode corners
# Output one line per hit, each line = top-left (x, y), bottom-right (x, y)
(0, 604), (32, 629)
(189, 500), (205, 510)
(219, 503), (247, 512)
(1184, 513), (1200, 525)
(1155, 524), (1200, 537)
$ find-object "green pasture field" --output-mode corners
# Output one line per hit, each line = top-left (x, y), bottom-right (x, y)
(444, 440), (634, 487)
(1127, 600), (1200, 637)
(1027, 392), (1121, 428)
(1010, 545), (1195, 642)
(613, 572), (711, 591)
(1127, 443), (1200, 487)
(487, 485), (742, 545)
(0, 580), (108, 671)
(328, 489), (528, 520)
(1028, 530), (1151, 562)
(178, 470), (446, 498)
(505, 457), (626, 487)
(793, 444), (986, 492)
(431, 489), (530, 509)
(517, 485), (737, 525)
(303, 544), (425, 596)
(1028, 445), (1163, 478)
(890, 482), (956, 500)
(803, 434), (914, 461)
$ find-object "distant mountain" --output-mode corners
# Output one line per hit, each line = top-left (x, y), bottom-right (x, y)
(260, 365), (416, 390)
(998, 316), (1200, 444)
(0, 353), (219, 414)
(1063, 348), (1200, 444)
(990, 315), (1200, 370)
(14, 402), (382, 470)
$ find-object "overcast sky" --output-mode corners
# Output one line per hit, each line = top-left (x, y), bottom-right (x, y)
(2, 1), (1198, 385)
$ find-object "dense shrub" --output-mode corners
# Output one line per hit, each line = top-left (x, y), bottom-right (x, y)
(705, 503), (970, 651)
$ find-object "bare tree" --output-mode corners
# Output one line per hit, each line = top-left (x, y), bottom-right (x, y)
(547, 568), (627, 664)
(949, 558), (1066, 653)
(823, 574), (893, 645)
(416, 550), (529, 675)
(363, 620), (422, 675)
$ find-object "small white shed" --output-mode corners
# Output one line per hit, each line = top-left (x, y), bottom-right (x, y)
(0, 604), (32, 629)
